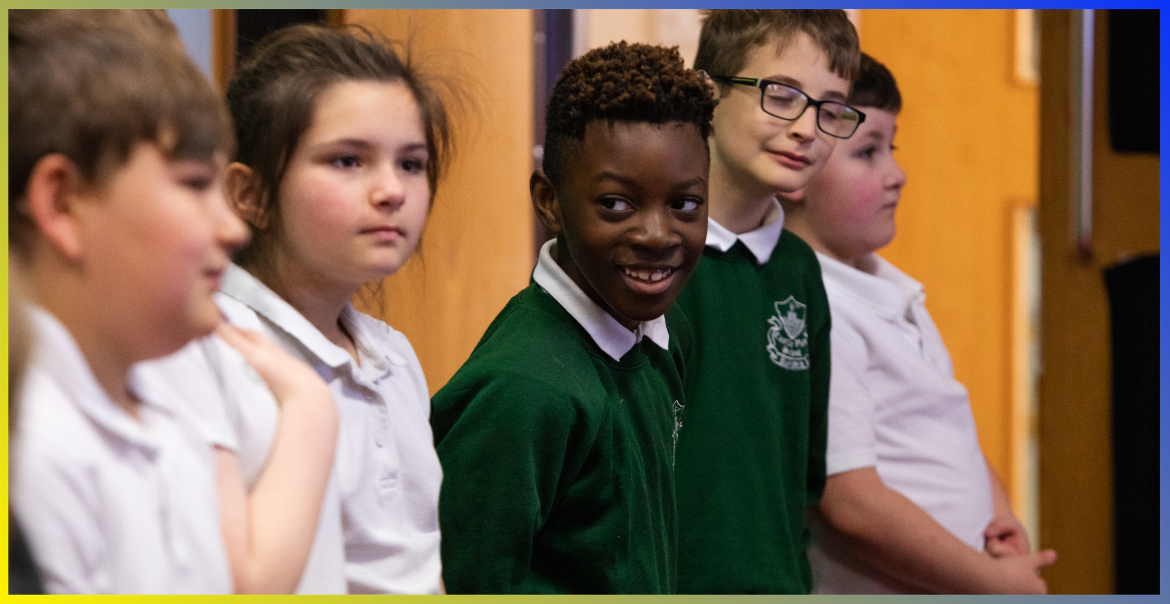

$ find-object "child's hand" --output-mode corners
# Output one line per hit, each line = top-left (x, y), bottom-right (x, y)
(983, 514), (1031, 557)
(988, 548), (1057, 594)
(215, 323), (331, 406)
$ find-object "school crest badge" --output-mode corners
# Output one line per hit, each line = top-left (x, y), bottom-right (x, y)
(766, 296), (809, 370)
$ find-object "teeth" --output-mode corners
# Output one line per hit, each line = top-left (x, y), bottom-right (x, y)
(623, 267), (673, 282)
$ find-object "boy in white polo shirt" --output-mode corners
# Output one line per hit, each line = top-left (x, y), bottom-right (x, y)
(9, 10), (338, 594)
(780, 52), (1057, 594)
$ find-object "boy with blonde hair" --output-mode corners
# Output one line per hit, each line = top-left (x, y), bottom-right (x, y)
(672, 9), (862, 594)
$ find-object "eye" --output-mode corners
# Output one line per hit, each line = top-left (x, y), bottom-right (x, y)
(172, 162), (215, 192)
(600, 197), (632, 212)
(399, 157), (428, 174)
(671, 197), (702, 213)
(856, 146), (877, 160)
(182, 175), (213, 191)
(820, 103), (847, 123)
(331, 155), (361, 169)
(764, 84), (802, 109)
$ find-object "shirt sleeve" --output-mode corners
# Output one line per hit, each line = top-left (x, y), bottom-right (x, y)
(823, 304), (880, 476)
(12, 429), (106, 593)
(432, 370), (600, 594)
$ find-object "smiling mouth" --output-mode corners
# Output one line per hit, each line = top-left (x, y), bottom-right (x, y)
(619, 266), (681, 296)
(771, 150), (810, 167)
(622, 266), (675, 283)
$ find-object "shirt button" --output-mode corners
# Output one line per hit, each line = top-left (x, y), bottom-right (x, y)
(364, 391), (375, 401)
(375, 433), (386, 447)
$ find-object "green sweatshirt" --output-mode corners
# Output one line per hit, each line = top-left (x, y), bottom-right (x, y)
(432, 283), (688, 594)
(673, 231), (831, 594)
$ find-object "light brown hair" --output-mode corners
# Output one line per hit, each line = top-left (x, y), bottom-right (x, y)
(8, 9), (232, 255)
(694, 10), (860, 87)
(226, 23), (460, 270)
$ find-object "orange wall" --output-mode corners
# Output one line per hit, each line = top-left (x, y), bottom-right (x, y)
(858, 9), (1039, 495)
(345, 10), (535, 394)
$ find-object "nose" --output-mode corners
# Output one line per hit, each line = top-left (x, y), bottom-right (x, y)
(787, 104), (820, 142)
(887, 158), (908, 192)
(372, 162), (407, 210)
(212, 186), (250, 252)
(629, 206), (679, 251)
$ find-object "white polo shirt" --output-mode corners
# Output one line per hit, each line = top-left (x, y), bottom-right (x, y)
(139, 333), (347, 594)
(12, 308), (232, 594)
(807, 252), (994, 594)
(215, 264), (443, 594)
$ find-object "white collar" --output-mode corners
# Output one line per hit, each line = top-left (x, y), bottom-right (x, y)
(218, 263), (406, 370)
(816, 252), (926, 322)
(704, 197), (786, 264)
(26, 306), (168, 453)
(702, 197), (786, 264)
(531, 239), (670, 362)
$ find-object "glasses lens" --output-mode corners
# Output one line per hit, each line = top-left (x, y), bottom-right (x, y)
(761, 83), (808, 120)
(818, 102), (862, 138)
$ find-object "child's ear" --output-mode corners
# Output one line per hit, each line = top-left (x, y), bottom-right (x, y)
(530, 170), (563, 235)
(225, 162), (268, 229)
(24, 154), (86, 260)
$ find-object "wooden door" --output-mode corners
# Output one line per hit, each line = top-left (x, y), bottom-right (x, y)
(344, 10), (536, 394)
(1036, 9), (1159, 594)
(858, 8), (1039, 510)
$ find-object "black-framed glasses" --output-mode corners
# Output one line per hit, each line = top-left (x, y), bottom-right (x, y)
(711, 76), (866, 139)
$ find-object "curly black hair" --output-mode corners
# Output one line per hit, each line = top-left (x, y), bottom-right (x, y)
(542, 41), (717, 190)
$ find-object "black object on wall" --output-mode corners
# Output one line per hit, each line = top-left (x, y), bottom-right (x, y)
(1108, 9), (1158, 154)
(1103, 253), (1159, 594)
(236, 9), (329, 66)
(532, 9), (574, 254)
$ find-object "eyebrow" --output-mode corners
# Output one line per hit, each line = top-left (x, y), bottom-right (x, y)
(312, 138), (428, 154)
(765, 76), (847, 102)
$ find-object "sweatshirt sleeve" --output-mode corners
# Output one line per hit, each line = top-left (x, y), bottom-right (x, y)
(432, 367), (601, 594)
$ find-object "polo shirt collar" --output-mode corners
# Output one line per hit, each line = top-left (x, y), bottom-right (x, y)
(705, 198), (785, 264)
(817, 252), (926, 322)
(532, 239), (669, 361)
(26, 306), (165, 453)
(218, 263), (403, 370)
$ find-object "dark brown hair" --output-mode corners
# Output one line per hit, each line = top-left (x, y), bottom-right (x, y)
(849, 52), (902, 113)
(694, 10), (860, 86)
(542, 41), (716, 191)
(8, 9), (232, 255)
(226, 23), (458, 269)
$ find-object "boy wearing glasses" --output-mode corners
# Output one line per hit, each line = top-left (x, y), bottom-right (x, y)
(672, 10), (861, 594)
